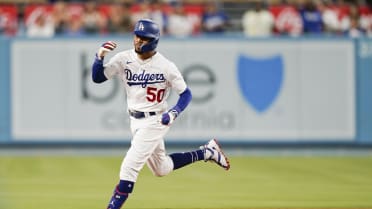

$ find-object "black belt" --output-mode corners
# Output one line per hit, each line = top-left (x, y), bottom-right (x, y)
(128, 110), (157, 119)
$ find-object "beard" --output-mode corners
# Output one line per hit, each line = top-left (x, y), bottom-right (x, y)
(134, 44), (144, 54)
(135, 48), (143, 54)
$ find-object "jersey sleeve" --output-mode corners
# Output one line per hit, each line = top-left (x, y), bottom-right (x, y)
(103, 53), (123, 79)
(168, 62), (187, 94)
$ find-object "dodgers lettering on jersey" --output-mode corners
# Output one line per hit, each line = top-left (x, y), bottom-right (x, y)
(125, 69), (165, 88)
(103, 49), (187, 112)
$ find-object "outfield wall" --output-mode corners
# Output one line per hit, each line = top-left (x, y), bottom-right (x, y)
(0, 37), (372, 145)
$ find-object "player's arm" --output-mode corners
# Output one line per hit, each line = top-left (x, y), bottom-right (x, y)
(161, 87), (192, 125)
(92, 56), (107, 83)
(173, 87), (192, 113)
(92, 41), (117, 83)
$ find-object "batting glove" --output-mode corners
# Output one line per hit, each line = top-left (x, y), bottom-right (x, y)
(97, 41), (117, 60)
(161, 109), (179, 126)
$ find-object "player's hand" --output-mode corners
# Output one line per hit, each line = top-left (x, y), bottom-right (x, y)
(161, 109), (179, 126)
(97, 41), (117, 60)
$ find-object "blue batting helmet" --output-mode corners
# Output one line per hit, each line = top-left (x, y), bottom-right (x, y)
(134, 19), (160, 53)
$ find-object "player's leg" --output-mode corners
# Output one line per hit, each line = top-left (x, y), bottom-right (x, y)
(146, 139), (174, 177)
(107, 127), (167, 209)
(168, 149), (205, 170)
(106, 148), (141, 209)
(145, 139), (205, 176)
(147, 139), (230, 174)
(168, 139), (230, 170)
(106, 180), (133, 209)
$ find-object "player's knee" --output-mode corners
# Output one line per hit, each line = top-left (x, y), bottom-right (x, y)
(152, 164), (173, 177)
(147, 156), (174, 177)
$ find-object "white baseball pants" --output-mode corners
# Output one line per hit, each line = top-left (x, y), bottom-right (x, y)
(119, 115), (174, 182)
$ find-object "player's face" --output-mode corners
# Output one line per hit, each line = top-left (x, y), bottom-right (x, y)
(134, 35), (151, 53)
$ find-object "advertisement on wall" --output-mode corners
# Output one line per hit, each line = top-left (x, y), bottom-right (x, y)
(357, 39), (372, 141)
(11, 39), (355, 141)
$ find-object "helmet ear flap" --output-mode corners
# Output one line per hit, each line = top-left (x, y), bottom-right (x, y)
(140, 38), (159, 53)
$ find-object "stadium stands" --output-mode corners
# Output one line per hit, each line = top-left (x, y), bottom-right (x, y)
(0, 0), (371, 37)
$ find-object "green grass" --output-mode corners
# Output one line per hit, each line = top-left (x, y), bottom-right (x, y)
(1, 155), (372, 209)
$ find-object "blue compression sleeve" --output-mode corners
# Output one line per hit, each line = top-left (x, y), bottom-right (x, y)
(92, 55), (107, 83)
(172, 87), (192, 113)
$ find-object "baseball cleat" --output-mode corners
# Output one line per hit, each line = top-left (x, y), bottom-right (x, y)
(200, 139), (230, 170)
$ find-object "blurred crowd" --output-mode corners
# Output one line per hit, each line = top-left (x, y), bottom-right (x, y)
(0, 0), (371, 38)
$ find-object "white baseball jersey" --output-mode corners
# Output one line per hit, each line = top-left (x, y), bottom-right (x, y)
(103, 49), (187, 113)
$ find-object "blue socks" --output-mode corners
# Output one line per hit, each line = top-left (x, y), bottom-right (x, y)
(107, 180), (134, 209)
(169, 149), (205, 170)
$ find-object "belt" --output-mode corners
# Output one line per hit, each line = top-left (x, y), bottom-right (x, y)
(128, 110), (157, 119)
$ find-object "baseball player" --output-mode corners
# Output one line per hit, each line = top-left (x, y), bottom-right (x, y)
(92, 19), (230, 209)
